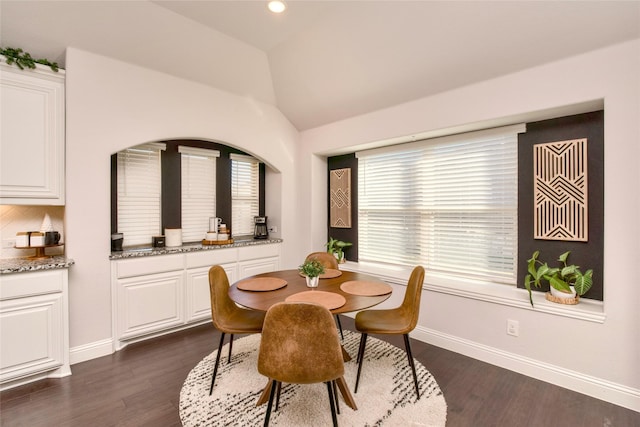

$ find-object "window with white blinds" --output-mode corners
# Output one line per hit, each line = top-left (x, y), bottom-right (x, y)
(356, 124), (524, 284)
(231, 153), (260, 236)
(117, 142), (165, 247)
(180, 146), (220, 242)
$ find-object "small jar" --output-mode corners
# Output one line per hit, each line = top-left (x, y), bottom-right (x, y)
(30, 232), (45, 247)
(16, 232), (30, 247)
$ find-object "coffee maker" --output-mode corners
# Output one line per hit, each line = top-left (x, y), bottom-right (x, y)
(254, 216), (268, 239)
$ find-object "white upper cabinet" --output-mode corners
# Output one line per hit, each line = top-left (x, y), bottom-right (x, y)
(0, 59), (65, 205)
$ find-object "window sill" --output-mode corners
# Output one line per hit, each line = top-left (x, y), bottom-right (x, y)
(340, 261), (605, 324)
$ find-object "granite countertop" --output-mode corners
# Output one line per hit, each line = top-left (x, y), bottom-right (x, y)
(109, 237), (283, 260)
(0, 256), (75, 275)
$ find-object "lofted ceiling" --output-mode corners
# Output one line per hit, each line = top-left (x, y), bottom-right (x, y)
(1, 1), (639, 131)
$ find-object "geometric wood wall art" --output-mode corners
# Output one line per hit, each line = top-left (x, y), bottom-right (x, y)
(534, 138), (588, 241)
(330, 168), (352, 228)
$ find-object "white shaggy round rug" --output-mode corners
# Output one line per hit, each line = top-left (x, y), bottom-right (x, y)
(179, 330), (447, 426)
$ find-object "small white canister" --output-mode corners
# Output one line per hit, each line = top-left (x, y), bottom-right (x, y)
(30, 232), (45, 246)
(165, 228), (182, 247)
(16, 232), (30, 247)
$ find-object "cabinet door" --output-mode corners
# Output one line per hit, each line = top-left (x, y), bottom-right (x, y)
(0, 65), (65, 204)
(0, 293), (64, 383)
(238, 257), (280, 279)
(185, 263), (236, 323)
(116, 270), (185, 340)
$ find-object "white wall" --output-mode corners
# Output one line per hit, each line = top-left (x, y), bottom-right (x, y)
(300, 40), (640, 410)
(64, 48), (302, 356)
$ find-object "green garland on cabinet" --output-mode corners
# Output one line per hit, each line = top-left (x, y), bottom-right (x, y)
(1, 47), (59, 72)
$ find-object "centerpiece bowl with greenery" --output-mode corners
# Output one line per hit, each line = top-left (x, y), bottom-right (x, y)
(524, 250), (593, 307)
(298, 259), (325, 288)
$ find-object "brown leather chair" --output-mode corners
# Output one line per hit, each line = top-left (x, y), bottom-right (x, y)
(305, 251), (339, 269)
(354, 265), (425, 398)
(258, 302), (346, 427)
(304, 252), (344, 339)
(208, 265), (265, 395)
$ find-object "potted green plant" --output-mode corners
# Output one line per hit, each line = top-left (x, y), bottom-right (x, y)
(524, 250), (593, 307)
(325, 237), (353, 263)
(298, 259), (325, 288)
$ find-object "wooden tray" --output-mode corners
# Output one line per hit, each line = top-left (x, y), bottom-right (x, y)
(285, 290), (346, 310)
(237, 277), (287, 292)
(202, 239), (234, 245)
(340, 280), (392, 296)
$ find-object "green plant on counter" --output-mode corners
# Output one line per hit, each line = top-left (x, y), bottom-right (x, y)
(1, 47), (59, 72)
(524, 250), (593, 307)
(325, 237), (352, 263)
(298, 259), (325, 278)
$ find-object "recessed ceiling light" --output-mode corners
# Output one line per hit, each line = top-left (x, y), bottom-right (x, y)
(268, 1), (286, 13)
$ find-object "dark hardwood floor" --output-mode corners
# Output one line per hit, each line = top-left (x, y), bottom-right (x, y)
(1, 317), (638, 426)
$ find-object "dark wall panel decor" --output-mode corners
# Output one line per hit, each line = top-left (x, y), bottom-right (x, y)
(327, 154), (358, 261)
(518, 111), (604, 301)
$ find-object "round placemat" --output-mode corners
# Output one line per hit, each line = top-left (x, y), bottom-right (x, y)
(340, 280), (392, 296)
(285, 290), (346, 310)
(299, 269), (343, 279)
(237, 277), (287, 292)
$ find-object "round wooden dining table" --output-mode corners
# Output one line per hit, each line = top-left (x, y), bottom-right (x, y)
(228, 268), (392, 314)
(228, 268), (392, 410)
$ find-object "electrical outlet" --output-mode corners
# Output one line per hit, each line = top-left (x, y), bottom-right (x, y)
(507, 319), (519, 337)
(3, 238), (16, 249)
(268, 226), (278, 233)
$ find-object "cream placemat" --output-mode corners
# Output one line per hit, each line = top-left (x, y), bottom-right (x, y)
(285, 291), (346, 310)
(340, 280), (392, 296)
(237, 277), (287, 292)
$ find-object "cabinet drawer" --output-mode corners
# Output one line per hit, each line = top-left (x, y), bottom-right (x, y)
(115, 254), (184, 278)
(238, 244), (280, 261)
(0, 270), (64, 300)
(185, 248), (237, 269)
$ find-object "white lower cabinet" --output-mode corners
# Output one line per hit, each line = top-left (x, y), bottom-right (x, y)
(112, 243), (280, 350)
(116, 270), (185, 340)
(0, 269), (70, 388)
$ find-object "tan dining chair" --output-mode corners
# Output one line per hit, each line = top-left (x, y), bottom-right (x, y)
(353, 265), (425, 399)
(208, 265), (266, 395)
(258, 302), (346, 427)
(304, 252), (344, 339)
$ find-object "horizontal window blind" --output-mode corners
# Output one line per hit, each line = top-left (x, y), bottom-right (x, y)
(180, 146), (220, 242)
(117, 142), (165, 247)
(231, 153), (260, 236)
(357, 125), (524, 284)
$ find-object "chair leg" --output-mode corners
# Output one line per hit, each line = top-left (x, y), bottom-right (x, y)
(264, 379), (278, 427)
(332, 380), (340, 414)
(275, 381), (282, 411)
(209, 332), (226, 395)
(326, 381), (339, 427)
(354, 333), (368, 393)
(335, 315), (344, 340)
(227, 334), (234, 363)
(403, 334), (420, 399)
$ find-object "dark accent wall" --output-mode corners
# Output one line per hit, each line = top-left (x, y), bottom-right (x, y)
(111, 140), (264, 240)
(327, 154), (358, 261)
(517, 111), (604, 300)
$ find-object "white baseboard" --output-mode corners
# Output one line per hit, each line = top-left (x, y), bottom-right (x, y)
(70, 338), (113, 365)
(412, 325), (640, 413)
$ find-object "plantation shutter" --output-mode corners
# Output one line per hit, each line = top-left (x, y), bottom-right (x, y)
(116, 142), (165, 247)
(357, 124), (524, 284)
(180, 146), (220, 243)
(231, 153), (260, 236)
